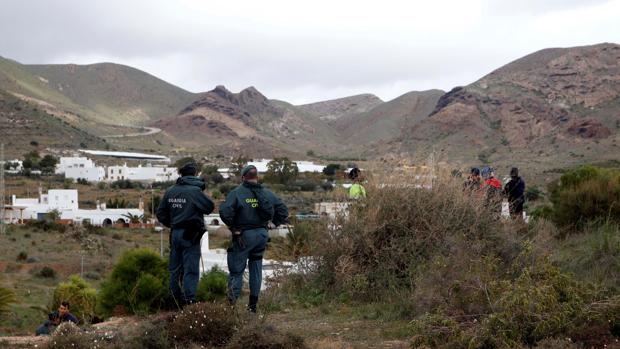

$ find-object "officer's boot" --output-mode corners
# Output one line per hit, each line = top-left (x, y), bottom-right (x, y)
(248, 295), (258, 313)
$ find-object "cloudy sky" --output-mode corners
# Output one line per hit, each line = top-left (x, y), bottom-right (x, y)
(1, 0), (619, 104)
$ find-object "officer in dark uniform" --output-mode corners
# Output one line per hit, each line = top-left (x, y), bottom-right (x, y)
(156, 161), (214, 306)
(219, 164), (288, 312)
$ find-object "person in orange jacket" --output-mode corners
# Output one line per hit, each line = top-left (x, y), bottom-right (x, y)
(481, 167), (502, 214)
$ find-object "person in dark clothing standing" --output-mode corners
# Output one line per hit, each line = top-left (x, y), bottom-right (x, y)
(156, 162), (214, 306)
(219, 164), (288, 313)
(504, 167), (526, 219)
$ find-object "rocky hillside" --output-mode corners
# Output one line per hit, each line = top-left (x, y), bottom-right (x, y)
(1, 43), (618, 165)
(0, 90), (107, 157)
(0, 56), (196, 127)
(335, 89), (444, 146)
(152, 85), (341, 157)
(297, 94), (383, 121)
(396, 43), (620, 173)
(24, 63), (196, 124)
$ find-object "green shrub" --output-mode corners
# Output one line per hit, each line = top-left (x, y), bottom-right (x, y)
(226, 322), (307, 349)
(525, 186), (543, 201)
(122, 317), (172, 349)
(51, 275), (97, 323)
(38, 266), (57, 278)
(169, 302), (239, 347)
(196, 266), (228, 302)
(292, 179), (319, 192)
(46, 323), (118, 349)
(548, 166), (620, 228)
(98, 248), (168, 316)
(0, 286), (16, 317)
(16, 251), (28, 262)
(554, 222), (620, 290)
(277, 176), (620, 348)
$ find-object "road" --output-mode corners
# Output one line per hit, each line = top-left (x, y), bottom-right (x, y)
(104, 125), (162, 138)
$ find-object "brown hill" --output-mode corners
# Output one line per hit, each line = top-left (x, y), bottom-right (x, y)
(23, 63), (196, 124)
(152, 85), (341, 157)
(0, 90), (107, 158)
(335, 89), (444, 146)
(396, 43), (620, 173)
(297, 94), (383, 121)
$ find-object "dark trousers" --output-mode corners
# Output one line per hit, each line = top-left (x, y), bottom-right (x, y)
(509, 199), (524, 218)
(227, 228), (269, 300)
(169, 228), (201, 304)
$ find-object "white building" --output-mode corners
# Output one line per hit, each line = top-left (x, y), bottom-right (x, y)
(2, 159), (23, 174)
(56, 157), (106, 182)
(8, 189), (143, 226)
(107, 163), (179, 182)
(217, 159), (326, 177)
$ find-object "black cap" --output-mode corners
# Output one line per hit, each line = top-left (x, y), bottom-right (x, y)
(179, 162), (198, 176)
(471, 167), (480, 176)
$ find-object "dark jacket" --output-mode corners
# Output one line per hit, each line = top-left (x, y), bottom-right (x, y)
(504, 176), (525, 203)
(156, 176), (215, 230)
(219, 182), (288, 232)
(61, 312), (79, 324)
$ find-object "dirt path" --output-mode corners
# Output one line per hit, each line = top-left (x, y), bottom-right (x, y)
(103, 125), (162, 138)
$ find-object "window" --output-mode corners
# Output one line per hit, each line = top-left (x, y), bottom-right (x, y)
(111, 169), (114, 174)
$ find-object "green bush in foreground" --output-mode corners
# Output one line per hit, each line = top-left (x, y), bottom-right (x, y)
(196, 266), (228, 302)
(98, 248), (168, 316)
(277, 177), (620, 348)
(169, 302), (239, 347)
(51, 275), (97, 323)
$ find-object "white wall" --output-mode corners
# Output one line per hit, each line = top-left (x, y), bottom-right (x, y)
(47, 190), (79, 211)
(107, 164), (179, 182)
(56, 157), (97, 174)
(65, 167), (106, 182)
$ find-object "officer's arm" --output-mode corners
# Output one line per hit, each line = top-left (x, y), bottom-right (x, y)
(194, 190), (215, 215)
(156, 192), (171, 228)
(219, 191), (237, 228)
(270, 192), (289, 226)
(254, 188), (274, 220)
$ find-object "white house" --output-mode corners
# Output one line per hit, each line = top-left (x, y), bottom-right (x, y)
(107, 164), (179, 182)
(56, 157), (106, 182)
(9, 189), (143, 226)
(2, 159), (23, 174)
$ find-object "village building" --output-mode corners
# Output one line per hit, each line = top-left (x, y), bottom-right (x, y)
(56, 157), (106, 182)
(6, 188), (144, 226)
(107, 163), (179, 182)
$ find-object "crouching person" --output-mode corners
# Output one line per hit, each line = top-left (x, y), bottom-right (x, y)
(219, 165), (288, 313)
(156, 161), (215, 307)
(36, 301), (78, 335)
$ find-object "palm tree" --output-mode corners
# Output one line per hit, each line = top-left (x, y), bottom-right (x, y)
(122, 213), (144, 224)
(0, 287), (16, 316)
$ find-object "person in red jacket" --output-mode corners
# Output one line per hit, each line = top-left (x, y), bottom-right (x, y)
(481, 167), (502, 214)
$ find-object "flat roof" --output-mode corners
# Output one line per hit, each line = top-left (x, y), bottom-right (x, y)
(79, 149), (169, 161)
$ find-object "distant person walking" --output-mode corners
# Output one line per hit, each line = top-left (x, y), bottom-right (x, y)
(156, 161), (215, 307)
(348, 167), (366, 199)
(219, 165), (288, 313)
(504, 167), (526, 219)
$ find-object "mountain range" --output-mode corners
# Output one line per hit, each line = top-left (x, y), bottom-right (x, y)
(1, 42), (618, 175)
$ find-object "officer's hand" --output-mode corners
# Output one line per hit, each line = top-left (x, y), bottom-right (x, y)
(267, 222), (276, 229)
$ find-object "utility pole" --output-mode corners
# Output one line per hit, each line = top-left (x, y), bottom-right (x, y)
(1, 143), (5, 235)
